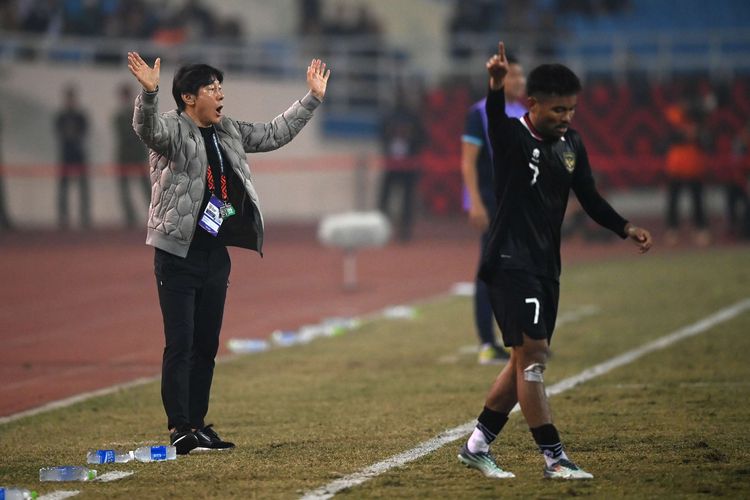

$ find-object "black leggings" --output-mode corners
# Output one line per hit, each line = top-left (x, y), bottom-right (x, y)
(154, 246), (231, 431)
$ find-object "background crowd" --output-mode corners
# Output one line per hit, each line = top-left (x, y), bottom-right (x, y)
(0, 0), (748, 241)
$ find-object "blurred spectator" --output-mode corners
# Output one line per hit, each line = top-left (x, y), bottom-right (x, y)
(297, 0), (322, 35)
(173, 0), (217, 41)
(664, 120), (709, 246)
(4, 0), (231, 43)
(447, 0), (495, 61)
(215, 17), (244, 45)
(727, 120), (750, 239)
(116, 0), (155, 39)
(556, 0), (631, 17)
(321, 2), (381, 39)
(535, 10), (561, 59)
(54, 84), (90, 229)
(0, 115), (13, 230)
(377, 88), (426, 242)
(113, 83), (150, 228)
(17, 0), (62, 34)
(61, 0), (105, 37)
(0, 0), (19, 31)
(322, 3), (355, 37)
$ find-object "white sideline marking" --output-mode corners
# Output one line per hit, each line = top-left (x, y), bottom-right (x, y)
(96, 470), (135, 482)
(38, 491), (79, 500)
(36, 470), (136, 500)
(0, 283), (464, 425)
(0, 377), (158, 425)
(301, 298), (750, 500)
(555, 304), (600, 325)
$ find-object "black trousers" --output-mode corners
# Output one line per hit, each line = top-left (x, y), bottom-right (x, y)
(58, 171), (91, 228)
(666, 179), (706, 229)
(475, 223), (498, 347)
(117, 169), (150, 228)
(377, 170), (419, 241)
(154, 246), (231, 431)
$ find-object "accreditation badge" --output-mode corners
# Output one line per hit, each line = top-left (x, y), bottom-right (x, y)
(198, 195), (224, 236)
(219, 202), (236, 219)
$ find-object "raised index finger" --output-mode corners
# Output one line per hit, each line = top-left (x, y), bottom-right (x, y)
(498, 41), (506, 62)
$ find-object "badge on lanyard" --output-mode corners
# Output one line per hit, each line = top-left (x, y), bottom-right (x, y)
(220, 202), (236, 219)
(200, 130), (237, 236)
(199, 195), (224, 237)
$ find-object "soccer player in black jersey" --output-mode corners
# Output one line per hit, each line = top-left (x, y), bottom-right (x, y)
(457, 42), (653, 480)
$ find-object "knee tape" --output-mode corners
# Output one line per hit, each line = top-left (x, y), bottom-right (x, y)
(523, 363), (546, 383)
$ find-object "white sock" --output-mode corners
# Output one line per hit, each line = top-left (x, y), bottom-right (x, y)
(543, 448), (569, 467)
(467, 427), (490, 453)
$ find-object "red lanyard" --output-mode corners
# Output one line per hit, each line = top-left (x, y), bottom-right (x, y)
(207, 131), (229, 202)
(206, 165), (228, 201)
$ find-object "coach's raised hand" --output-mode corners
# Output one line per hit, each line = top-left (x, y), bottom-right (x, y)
(128, 52), (161, 93)
(486, 41), (510, 90)
(307, 58), (331, 101)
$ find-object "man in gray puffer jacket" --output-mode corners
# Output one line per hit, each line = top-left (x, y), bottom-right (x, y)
(127, 51), (330, 454)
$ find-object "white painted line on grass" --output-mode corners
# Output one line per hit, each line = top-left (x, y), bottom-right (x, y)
(302, 298), (750, 500)
(0, 377), (159, 426)
(0, 282), (466, 426)
(38, 491), (79, 500)
(555, 304), (600, 326)
(36, 470), (136, 500)
(96, 470), (135, 482)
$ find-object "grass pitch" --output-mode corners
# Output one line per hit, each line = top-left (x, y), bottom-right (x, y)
(1, 246), (749, 499)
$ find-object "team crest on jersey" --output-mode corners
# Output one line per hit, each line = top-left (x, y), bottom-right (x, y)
(563, 152), (576, 173)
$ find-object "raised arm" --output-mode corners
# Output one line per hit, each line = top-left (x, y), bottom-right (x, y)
(127, 51), (160, 92)
(486, 41), (509, 91)
(485, 41), (516, 161)
(237, 59), (329, 153)
(127, 52), (172, 155)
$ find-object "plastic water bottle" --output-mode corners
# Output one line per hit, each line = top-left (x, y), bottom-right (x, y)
(39, 466), (97, 482)
(133, 445), (177, 462)
(227, 338), (269, 354)
(86, 449), (134, 464)
(0, 487), (37, 499)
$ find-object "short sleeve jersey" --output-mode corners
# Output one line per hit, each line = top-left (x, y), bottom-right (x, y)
(479, 88), (628, 283)
(462, 98), (526, 209)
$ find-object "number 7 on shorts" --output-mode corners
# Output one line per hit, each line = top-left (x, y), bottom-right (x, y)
(525, 297), (540, 324)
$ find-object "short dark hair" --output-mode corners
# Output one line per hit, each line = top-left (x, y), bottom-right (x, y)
(172, 63), (224, 111)
(526, 64), (581, 98)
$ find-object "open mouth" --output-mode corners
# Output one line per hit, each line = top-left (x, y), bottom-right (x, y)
(216, 105), (223, 115)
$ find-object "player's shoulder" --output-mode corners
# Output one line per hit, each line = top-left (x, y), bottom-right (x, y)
(564, 128), (586, 149)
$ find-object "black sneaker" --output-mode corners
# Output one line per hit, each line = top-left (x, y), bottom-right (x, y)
(170, 429), (199, 455)
(194, 424), (235, 451)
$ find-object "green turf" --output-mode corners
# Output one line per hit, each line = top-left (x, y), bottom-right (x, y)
(1, 247), (748, 499)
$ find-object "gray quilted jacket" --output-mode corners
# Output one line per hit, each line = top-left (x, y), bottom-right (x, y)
(133, 88), (321, 257)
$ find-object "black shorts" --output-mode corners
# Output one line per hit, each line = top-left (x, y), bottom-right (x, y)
(486, 269), (559, 347)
